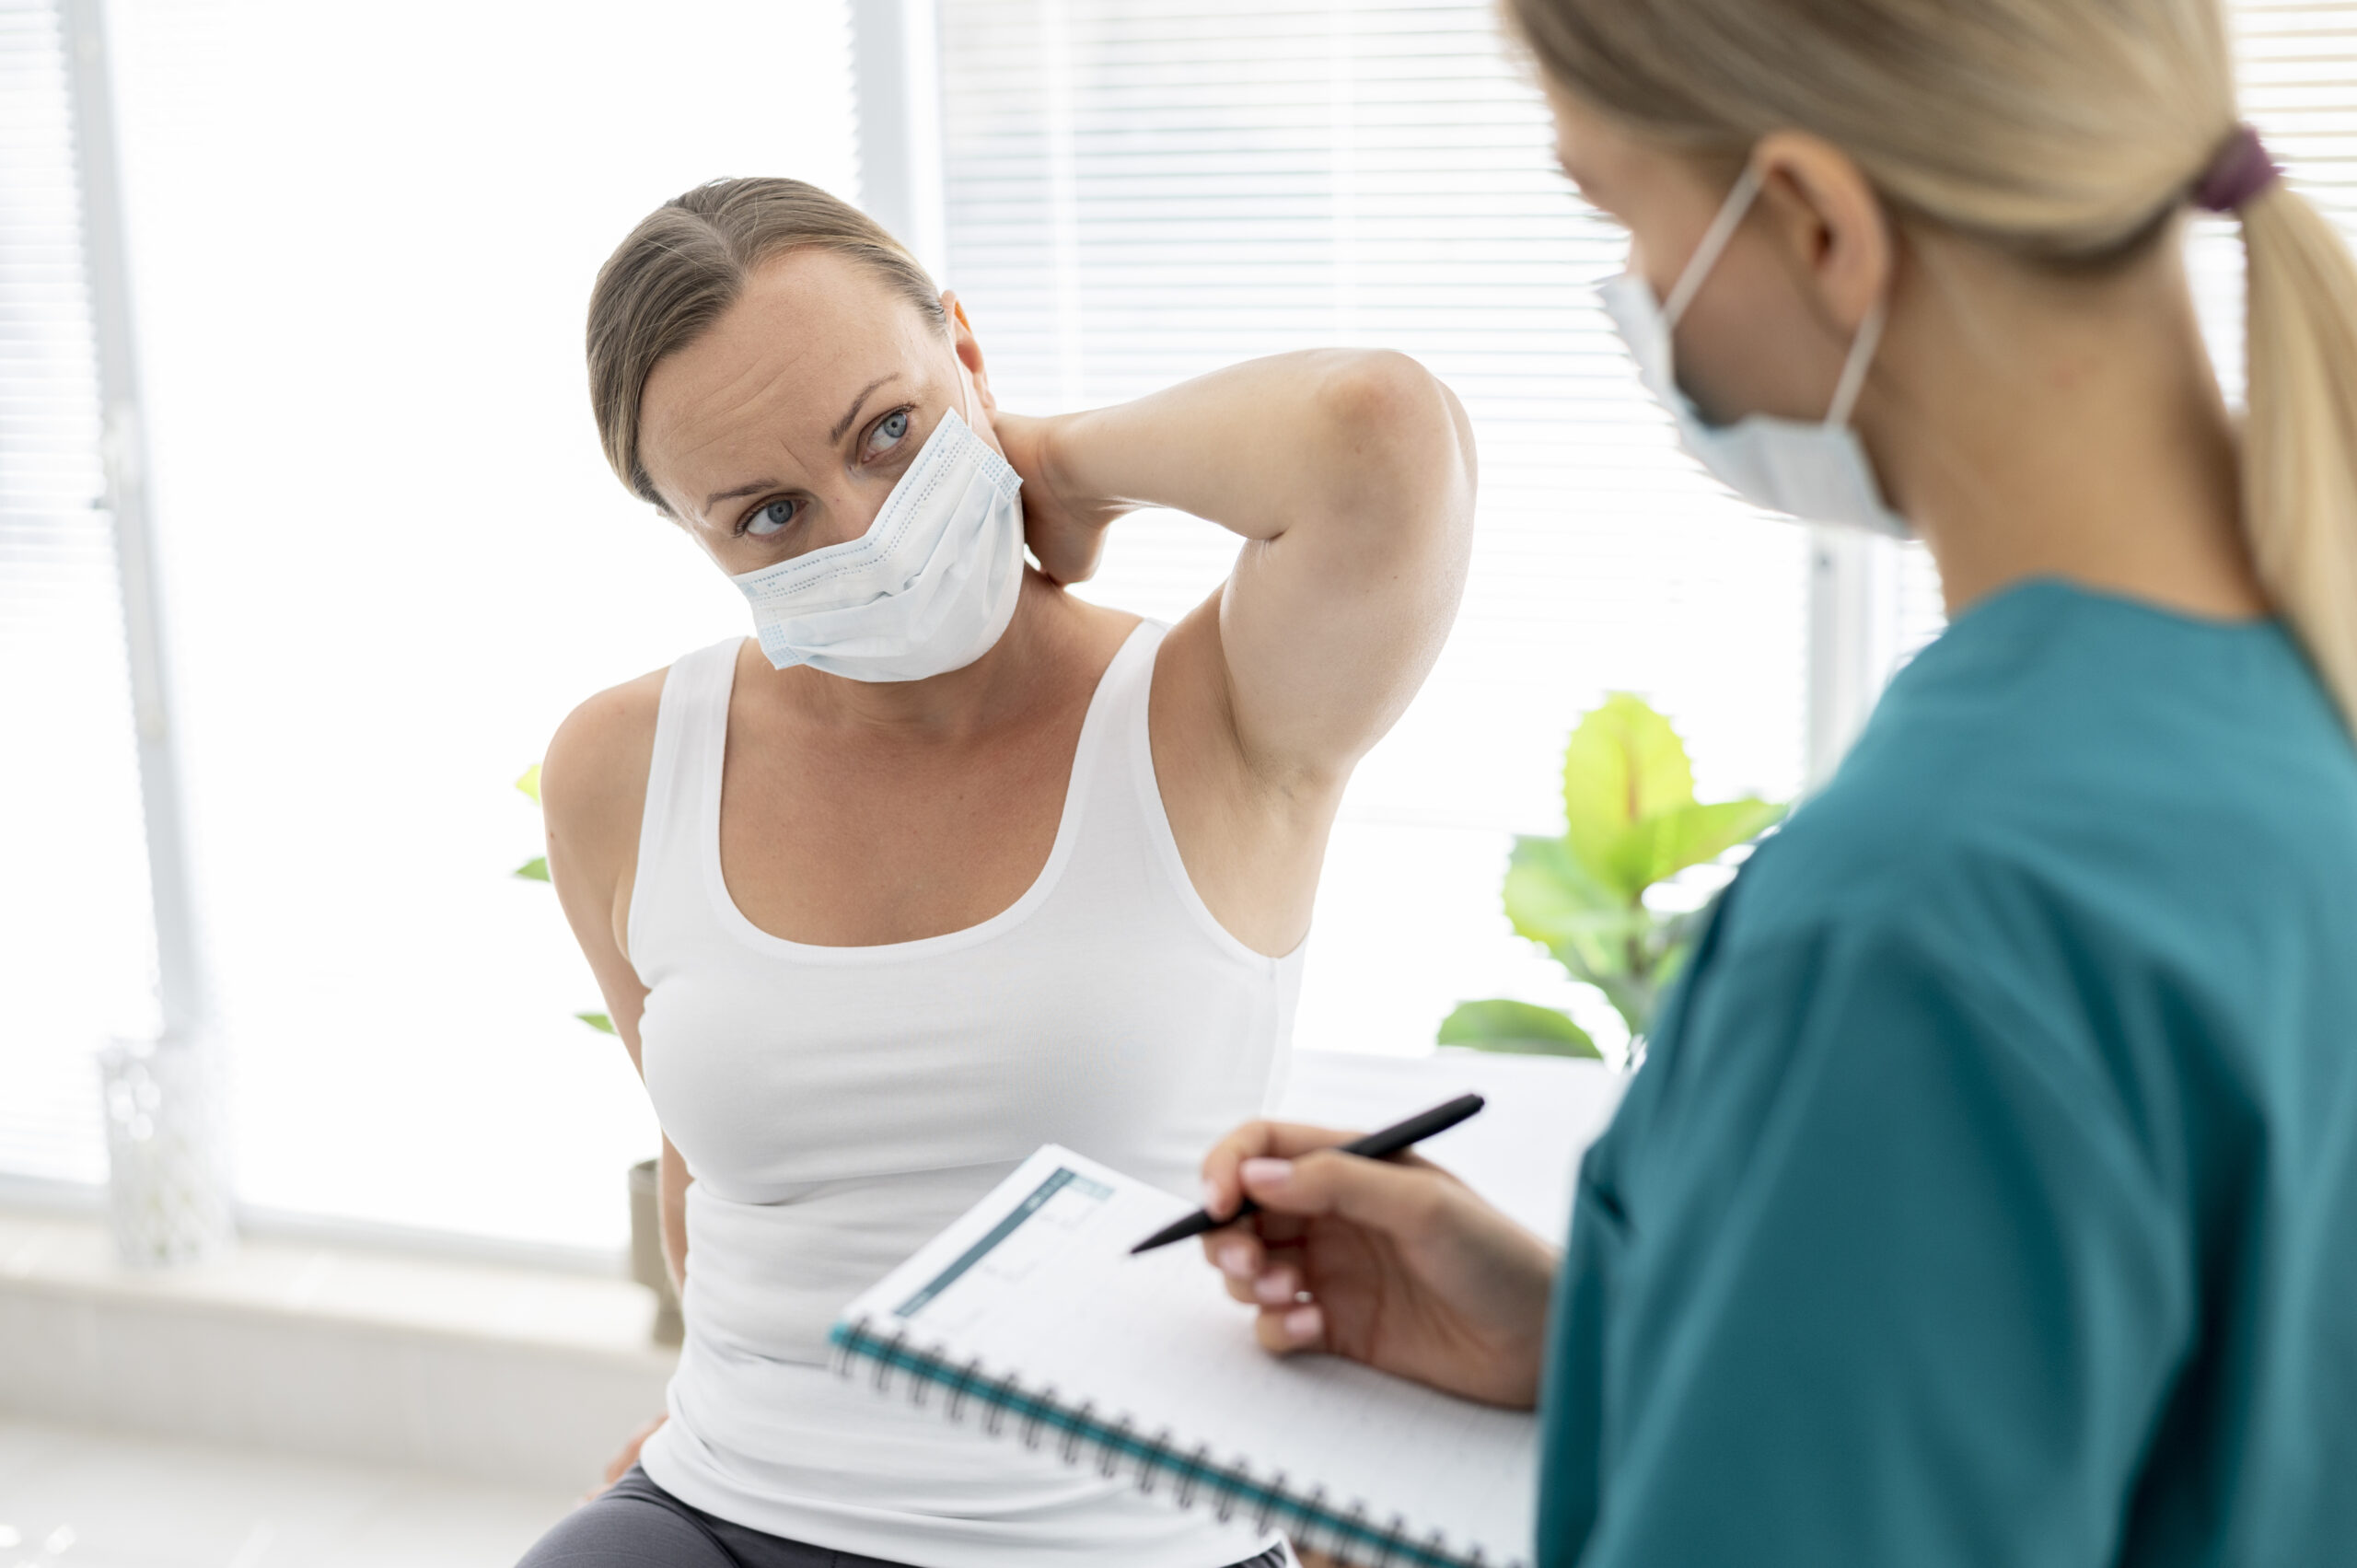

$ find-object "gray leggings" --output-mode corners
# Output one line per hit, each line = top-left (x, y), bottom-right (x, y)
(517, 1467), (1293, 1568)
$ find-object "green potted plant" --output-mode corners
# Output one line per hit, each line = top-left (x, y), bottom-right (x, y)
(516, 765), (679, 1344)
(1440, 693), (1785, 1063)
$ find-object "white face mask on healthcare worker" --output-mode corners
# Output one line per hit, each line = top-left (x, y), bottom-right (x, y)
(1598, 161), (1910, 540)
(727, 387), (1028, 681)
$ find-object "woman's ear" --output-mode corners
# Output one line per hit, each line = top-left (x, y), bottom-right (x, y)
(1750, 130), (1894, 340)
(943, 291), (997, 413)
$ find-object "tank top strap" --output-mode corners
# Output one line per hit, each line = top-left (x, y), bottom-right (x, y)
(629, 636), (744, 967)
(1093, 616), (1165, 730)
(1076, 617), (1293, 975)
(1074, 618), (1166, 818)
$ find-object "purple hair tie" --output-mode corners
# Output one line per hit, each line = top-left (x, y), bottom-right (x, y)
(2194, 124), (2282, 213)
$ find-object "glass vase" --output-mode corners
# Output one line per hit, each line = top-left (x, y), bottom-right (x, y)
(98, 1035), (235, 1268)
(629, 1156), (684, 1345)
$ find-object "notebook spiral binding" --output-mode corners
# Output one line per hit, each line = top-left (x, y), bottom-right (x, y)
(831, 1315), (1518, 1568)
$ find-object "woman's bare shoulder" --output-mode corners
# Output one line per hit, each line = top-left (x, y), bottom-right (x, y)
(540, 665), (671, 869)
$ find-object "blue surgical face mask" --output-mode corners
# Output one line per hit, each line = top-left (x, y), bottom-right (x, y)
(727, 389), (1027, 682)
(1598, 162), (1910, 539)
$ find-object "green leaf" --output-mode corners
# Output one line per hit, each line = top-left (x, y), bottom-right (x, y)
(1503, 837), (1618, 927)
(1562, 694), (1694, 898)
(1613, 797), (1786, 890)
(1655, 797), (1785, 879)
(1436, 999), (1600, 1059)
(513, 856), (551, 882)
(575, 1011), (616, 1035)
(1503, 837), (1640, 977)
(516, 763), (542, 805)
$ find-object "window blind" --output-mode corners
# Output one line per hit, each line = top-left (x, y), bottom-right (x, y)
(928, 0), (2357, 1051)
(935, 0), (2357, 1056)
(0, 0), (159, 1187)
(936, 0), (1814, 1051)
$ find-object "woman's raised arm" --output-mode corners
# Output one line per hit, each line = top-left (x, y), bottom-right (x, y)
(1000, 349), (1477, 793)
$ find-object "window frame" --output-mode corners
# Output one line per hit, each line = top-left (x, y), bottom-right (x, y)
(58, 0), (206, 1048)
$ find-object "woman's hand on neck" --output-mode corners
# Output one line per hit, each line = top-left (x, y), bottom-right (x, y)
(1872, 222), (2267, 623)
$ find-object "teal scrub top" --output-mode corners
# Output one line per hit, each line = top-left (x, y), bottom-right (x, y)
(1538, 580), (2357, 1568)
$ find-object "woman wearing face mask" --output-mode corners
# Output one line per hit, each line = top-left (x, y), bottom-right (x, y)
(518, 180), (1471, 1568)
(1198, 2), (2357, 1563)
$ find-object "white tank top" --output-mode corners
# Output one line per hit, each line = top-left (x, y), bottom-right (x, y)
(631, 621), (1303, 1566)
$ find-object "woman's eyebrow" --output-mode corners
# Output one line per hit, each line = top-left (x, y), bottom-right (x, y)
(702, 477), (781, 514)
(830, 373), (901, 443)
(697, 372), (910, 515)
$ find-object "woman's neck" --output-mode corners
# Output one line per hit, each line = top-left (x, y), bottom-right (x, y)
(1871, 224), (2269, 623)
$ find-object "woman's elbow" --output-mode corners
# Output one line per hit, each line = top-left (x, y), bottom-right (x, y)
(1312, 350), (1478, 539)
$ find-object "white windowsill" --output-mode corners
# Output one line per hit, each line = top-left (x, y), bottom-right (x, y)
(0, 1173), (629, 1277)
(0, 1207), (675, 1489)
(0, 1207), (671, 1365)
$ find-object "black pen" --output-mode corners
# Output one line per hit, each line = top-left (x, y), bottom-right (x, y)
(1129, 1092), (1486, 1255)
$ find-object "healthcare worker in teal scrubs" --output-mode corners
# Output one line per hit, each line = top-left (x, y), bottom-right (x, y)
(1196, 0), (2357, 1562)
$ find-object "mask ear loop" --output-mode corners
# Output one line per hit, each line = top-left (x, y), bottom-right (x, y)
(1659, 155), (1887, 431)
(1824, 296), (1886, 428)
(1661, 161), (1767, 329)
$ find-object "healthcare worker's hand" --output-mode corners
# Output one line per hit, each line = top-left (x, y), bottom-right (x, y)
(990, 411), (1123, 587)
(1199, 1121), (1559, 1410)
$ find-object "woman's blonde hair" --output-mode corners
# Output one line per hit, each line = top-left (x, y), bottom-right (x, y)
(586, 177), (946, 511)
(1508, 0), (2357, 728)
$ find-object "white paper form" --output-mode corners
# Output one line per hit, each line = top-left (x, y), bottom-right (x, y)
(839, 1145), (1538, 1565)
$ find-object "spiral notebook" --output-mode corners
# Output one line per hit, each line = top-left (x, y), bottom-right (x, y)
(829, 1145), (1537, 1568)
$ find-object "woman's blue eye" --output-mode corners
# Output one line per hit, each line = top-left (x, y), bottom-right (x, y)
(868, 409), (911, 453)
(745, 499), (795, 538)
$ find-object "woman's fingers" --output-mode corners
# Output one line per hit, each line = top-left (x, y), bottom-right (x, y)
(1198, 1119), (1361, 1220)
(581, 1413), (667, 1500)
(1207, 1230), (1320, 1311)
(1201, 1218), (1296, 1306)
(1248, 1260), (1303, 1307)
(1253, 1299), (1327, 1356)
(1238, 1145), (1452, 1239)
(1023, 505), (1108, 585)
(988, 410), (1049, 481)
(1204, 1229), (1263, 1302)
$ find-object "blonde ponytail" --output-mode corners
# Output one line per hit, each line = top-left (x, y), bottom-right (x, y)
(2240, 184), (2357, 729)
(1508, 0), (2357, 728)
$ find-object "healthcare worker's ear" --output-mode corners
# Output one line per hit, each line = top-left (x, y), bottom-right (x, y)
(1746, 130), (1897, 354)
(942, 292), (1002, 430)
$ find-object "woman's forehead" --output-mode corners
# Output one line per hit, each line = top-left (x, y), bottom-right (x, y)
(1545, 84), (1646, 217)
(639, 251), (937, 495)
